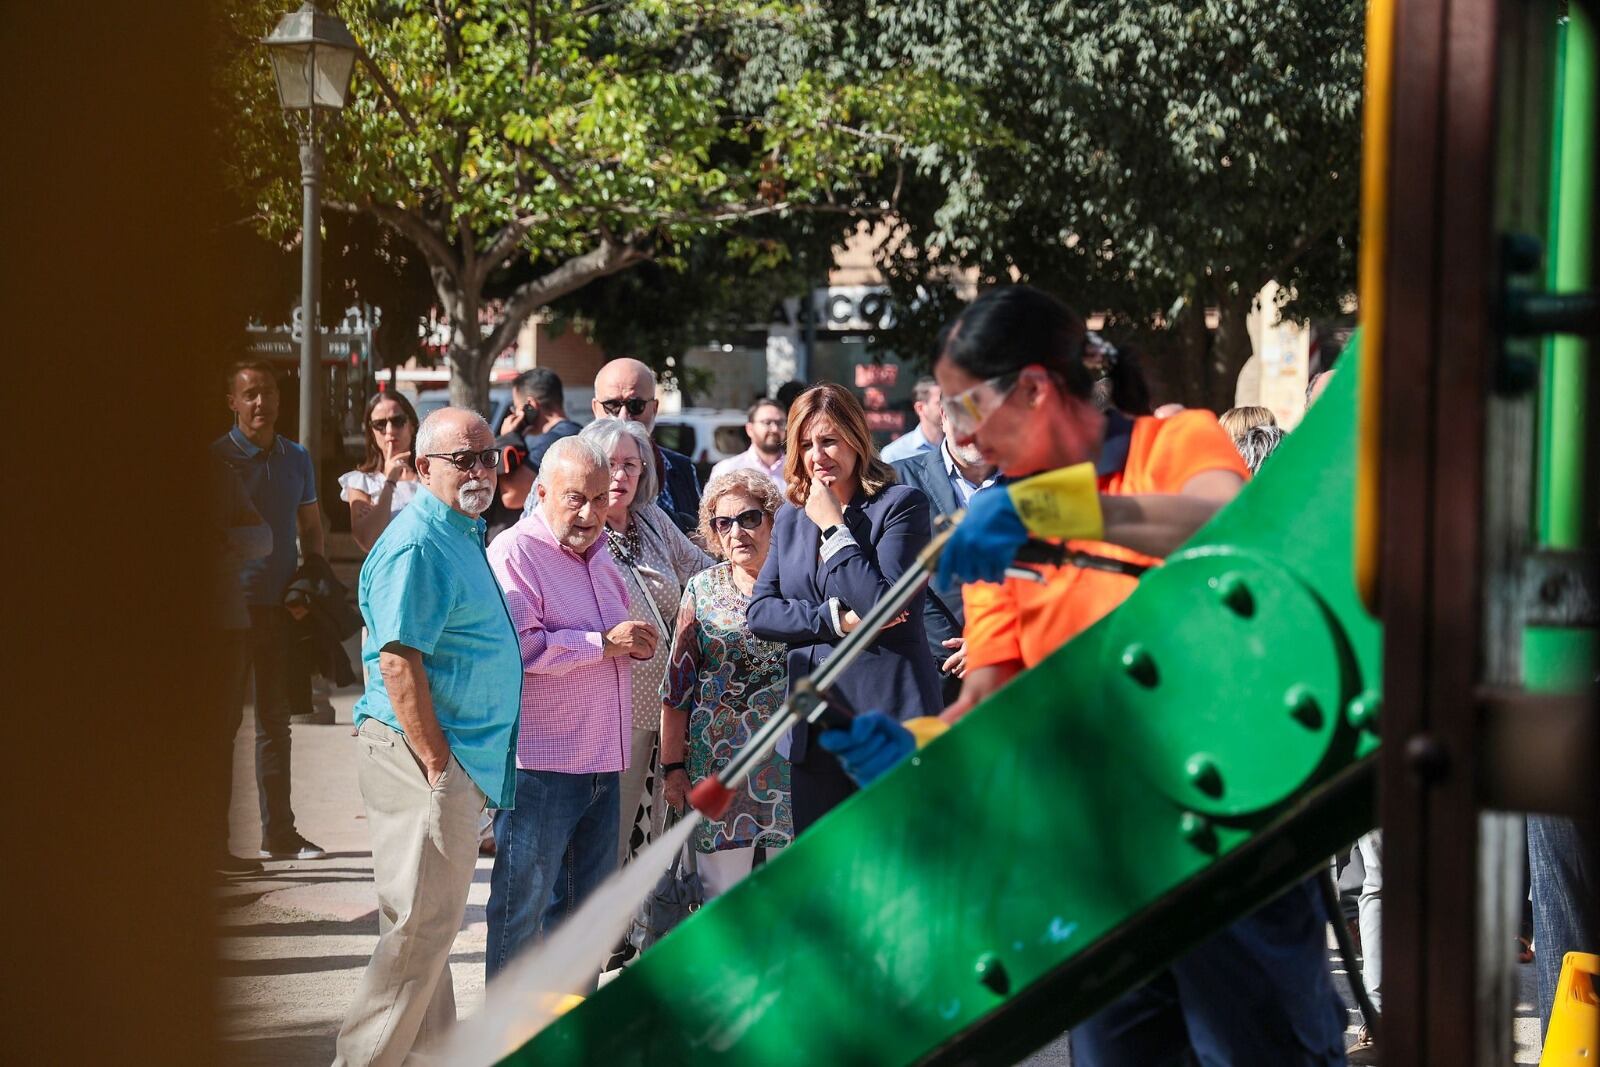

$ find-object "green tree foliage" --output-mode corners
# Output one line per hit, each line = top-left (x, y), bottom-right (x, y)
(859, 0), (1364, 408)
(221, 0), (975, 411)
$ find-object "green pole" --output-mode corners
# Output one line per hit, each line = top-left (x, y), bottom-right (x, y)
(1529, 7), (1598, 690)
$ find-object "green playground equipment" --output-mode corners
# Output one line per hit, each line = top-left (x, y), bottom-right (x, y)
(501, 1), (1596, 1062)
(508, 346), (1380, 1067)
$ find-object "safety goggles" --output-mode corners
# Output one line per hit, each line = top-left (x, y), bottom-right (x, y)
(369, 415), (410, 432)
(423, 448), (502, 472)
(598, 397), (653, 418)
(940, 372), (1019, 437)
(709, 508), (766, 535)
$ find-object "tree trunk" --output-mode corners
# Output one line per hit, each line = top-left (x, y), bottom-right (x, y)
(446, 345), (494, 415)
(1170, 297), (1210, 409)
(1208, 294), (1255, 414)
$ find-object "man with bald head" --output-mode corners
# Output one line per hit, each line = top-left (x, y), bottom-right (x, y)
(592, 357), (701, 531)
(485, 436), (658, 983)
(336, 408), (522, 1066)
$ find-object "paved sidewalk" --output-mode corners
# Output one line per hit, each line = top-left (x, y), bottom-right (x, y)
(219, 671), (496, 1066)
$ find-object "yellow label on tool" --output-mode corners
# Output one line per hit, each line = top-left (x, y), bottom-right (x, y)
(1008, 462), (1104, 541)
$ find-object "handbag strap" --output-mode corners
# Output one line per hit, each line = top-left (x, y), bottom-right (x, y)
(617, 524), (672, 638)
(661, 806), (699, 875)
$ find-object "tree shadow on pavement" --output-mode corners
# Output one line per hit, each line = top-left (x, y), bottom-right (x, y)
(222, 1029), (337, 1067)
(224, 918), (377, 939)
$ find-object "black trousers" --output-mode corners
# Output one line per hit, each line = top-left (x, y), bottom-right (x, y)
(790, 747), (858, 836)
(246, 605), (299, 843)
(219, 628), (251, 851)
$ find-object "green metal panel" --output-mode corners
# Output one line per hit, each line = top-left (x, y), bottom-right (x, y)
(1530, 7), (1597, 695)
(507, 360), (1380, 1066)
(1538, 8), (1596, 550)
(1524, 627), (1600, 690)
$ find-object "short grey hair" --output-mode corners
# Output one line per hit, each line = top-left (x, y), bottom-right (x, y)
(415, 407), (489, 457)
(579, 417), (659, 515)
(1235, 424), (1285, 475)
(698, 469), (783, 558)
(535, 435), (607, 489)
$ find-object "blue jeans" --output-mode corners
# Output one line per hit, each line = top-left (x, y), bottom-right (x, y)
(1528, 815), (1596, 1039)
(485, 769), (620, 985)
(1070, 879), (1348, 1067)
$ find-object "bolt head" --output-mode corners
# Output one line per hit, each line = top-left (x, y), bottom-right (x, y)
(1179, 810), (1216, 851)
(1212, 572), (1255, 617)
(1286, 685), (1323, 729)
(1346, 691), (1382, 731)
(974, 952), (1010, 995)
(1184, 754), (1223, 797)
(1120, 643), (1158, 687)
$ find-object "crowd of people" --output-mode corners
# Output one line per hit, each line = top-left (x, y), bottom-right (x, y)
(211, 286), (1590, 1067)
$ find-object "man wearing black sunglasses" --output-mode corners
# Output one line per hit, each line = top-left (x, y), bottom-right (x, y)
(592, 358), (701, 533)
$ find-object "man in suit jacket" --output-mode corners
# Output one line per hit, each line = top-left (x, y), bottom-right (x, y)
(592, 358), (701, 532)
(891, 413), (1001, 704)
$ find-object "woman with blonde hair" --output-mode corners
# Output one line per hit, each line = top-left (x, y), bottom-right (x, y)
(659, 469), (793, 896)
(1217, 404), (1277, 440)
(746, 383), (941, 833)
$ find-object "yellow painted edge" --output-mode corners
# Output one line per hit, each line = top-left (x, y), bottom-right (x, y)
(1355, 0), (1395, 613)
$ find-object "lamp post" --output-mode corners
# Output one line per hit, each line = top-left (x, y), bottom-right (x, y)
(262, 2), (358, 466)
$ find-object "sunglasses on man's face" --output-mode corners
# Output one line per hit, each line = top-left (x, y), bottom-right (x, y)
(423, 448), (502, 473)
(710, 508), (766, 535)
(370, 416), (410, 432)
(599, 396), (653, 418)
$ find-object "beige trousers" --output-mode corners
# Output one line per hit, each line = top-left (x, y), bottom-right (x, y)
(334, 719), (485, 1067)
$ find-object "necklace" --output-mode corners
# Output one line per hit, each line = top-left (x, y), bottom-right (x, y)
(604, 518), (642, 567)
(728, 564), (758, 597)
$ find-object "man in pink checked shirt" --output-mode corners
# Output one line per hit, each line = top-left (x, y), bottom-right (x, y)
(484, 436), (659, 985)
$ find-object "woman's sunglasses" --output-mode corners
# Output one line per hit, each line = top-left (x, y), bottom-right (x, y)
(599, 397), (652, 418)
(370, 415), (411, 432)
(710, 508), (766, 535)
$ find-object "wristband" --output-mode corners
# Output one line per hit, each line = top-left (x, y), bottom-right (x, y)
(660, 761), (687, 775)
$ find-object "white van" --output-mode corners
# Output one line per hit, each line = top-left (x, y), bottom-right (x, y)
(652, 407), (750, 477)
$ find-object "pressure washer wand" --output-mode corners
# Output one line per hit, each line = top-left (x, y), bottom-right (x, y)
(688, 524), (962, 818)
(686, 517), (1132, 819)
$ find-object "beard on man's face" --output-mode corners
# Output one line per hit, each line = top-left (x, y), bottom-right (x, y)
(457, 479), (494, 515)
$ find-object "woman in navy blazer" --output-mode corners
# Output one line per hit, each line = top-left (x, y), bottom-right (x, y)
(747, 383), (943, 833)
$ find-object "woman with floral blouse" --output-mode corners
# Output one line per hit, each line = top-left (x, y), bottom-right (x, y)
(661, 469), (793, 897)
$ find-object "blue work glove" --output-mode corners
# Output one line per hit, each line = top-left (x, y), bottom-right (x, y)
(937, 484), (1027, 586)
(817, 711), (916, 787)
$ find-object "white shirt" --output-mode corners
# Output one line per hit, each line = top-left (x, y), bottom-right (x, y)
(880, 423), (940, 464)
(338, 469), (420, 515)
(941, 442), (999, 507)
(708, 446), (786, 488)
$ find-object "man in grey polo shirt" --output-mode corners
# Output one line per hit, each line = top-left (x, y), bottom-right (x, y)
(334, 407), (522, 1067)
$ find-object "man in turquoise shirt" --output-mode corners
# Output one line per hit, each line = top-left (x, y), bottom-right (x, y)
(335, 408), (521, 1066)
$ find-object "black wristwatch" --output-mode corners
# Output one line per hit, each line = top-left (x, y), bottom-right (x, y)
(821, 524), (840, 540)
(661, 761), (687, 775)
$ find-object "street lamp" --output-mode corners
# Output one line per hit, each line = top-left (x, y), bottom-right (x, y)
(262, 1), (358, 467)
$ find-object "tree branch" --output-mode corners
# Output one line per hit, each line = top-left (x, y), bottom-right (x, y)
(366, 202), (460, 284)
(357, 53), (461, 203)
(477, 212), (555, 281)
(479, 238), (652, 358)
